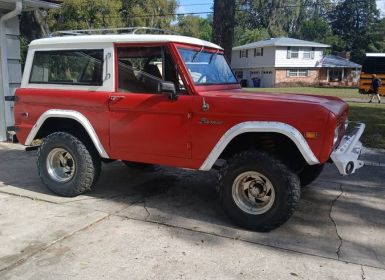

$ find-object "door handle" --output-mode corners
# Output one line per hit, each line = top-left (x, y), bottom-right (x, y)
(109, 95), (125, 102)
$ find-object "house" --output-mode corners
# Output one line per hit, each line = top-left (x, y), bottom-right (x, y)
(231, 37), (331, 88)
(319, 55), (361, 86)
(0, 0), (60, 141)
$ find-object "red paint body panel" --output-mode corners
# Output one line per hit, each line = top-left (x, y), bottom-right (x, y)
(14, 41), (349, 170)
(15, 88), (111, 155)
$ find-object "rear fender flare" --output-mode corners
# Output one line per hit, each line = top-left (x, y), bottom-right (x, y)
(25, 109), (109, 158)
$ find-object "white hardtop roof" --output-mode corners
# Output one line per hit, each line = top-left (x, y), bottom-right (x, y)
(366, 53), (385, 57)
(29, 34), (222, 50)
(233, 37), (330, 50)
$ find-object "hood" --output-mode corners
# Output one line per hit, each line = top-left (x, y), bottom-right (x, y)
(200, 89), (348, 117)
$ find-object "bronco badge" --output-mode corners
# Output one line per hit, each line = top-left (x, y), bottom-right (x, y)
(199, 118), (224, 125)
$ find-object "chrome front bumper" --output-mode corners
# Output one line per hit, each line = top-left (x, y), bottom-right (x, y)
(331, 123), (366, 176)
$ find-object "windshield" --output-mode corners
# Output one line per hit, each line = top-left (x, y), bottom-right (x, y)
(178, 48), (237, 85)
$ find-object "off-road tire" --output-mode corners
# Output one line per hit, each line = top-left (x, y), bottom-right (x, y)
(37, 132), (101, 197)
(299, 164), (324, 187)
(218, 150), (301, 232)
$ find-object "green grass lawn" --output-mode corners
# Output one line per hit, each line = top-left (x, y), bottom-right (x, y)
(246, 87), (385, 149)
(348, 102), (385, 149)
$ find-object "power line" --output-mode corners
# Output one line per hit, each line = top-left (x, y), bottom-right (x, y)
(112, 0), (385, 19)
(178, 3), (212, 6)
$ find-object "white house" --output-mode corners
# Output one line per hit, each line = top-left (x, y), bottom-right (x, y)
(0, 0), (59, 141)
(231, 37), (330, 88)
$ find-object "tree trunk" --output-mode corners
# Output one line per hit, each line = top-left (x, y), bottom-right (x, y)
(212, 0), (236, 62)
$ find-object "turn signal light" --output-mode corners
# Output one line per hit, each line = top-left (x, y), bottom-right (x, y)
(304, 132), (318, 139)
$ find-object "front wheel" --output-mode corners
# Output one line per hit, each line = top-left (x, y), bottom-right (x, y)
(298, 164), (324, 187)
(37, 132), (101, 197)
(218, 150), (301, 232)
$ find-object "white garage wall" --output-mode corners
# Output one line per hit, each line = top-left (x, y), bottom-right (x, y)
(0, 14), (21, 141)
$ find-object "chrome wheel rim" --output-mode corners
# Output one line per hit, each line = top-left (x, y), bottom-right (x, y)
(46, 148), (76, 183)
(232, 171), (275, 215)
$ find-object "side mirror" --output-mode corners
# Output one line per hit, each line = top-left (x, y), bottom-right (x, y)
(159, 81), (178, 101)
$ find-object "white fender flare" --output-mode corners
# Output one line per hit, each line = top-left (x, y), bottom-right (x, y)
(199, 121), (320, 170)
(25, 109), (109, 158)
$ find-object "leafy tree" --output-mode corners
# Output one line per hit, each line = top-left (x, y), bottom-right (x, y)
(296, 17), (337, 44)
(120, 0), (177, 29)
(233, 27), (269, 46)
(330, 0), (380, 63)
(176, 15), (212, 41)
(48, 0), (123, 31)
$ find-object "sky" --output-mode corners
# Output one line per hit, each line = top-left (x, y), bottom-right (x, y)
(176, 0), (213, 18)
(377, 0), (385, 16)
(177, 1), (385, 18)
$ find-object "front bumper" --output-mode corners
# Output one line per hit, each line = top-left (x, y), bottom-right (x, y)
(331, 123), (365, 176)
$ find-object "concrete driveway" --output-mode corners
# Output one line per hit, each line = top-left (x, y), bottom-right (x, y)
(0, 142), (385, 279)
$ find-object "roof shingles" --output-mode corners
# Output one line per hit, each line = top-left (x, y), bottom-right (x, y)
(321, 55), (361, 68)
(233, 37), (330, 50)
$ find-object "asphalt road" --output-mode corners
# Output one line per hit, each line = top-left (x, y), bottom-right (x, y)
(0, 142), (384, 279)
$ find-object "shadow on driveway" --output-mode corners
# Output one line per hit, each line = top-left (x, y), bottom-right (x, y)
(0, 145), (384, 269)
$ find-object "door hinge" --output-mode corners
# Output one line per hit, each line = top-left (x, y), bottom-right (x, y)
(4, 95), (18, 102)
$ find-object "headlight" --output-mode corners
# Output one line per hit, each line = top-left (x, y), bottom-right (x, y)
(333, 126), (339, 145)
(344, 119), (349, 130)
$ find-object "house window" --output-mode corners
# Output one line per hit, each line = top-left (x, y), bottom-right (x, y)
(287, 69), (309, 77)
(240, 50), (248, 58)
(254, 48), (263, 56)
(303, 48), (311, 59)
(287, 47), (299, 59)
(235, 71), (243, 79)
(303, 47), (315, 59)
(329, 69), (343, 82)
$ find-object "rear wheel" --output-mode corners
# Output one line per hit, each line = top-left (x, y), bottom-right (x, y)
(37, 132), (101, 197)
(298, 164), (324, 187)
(218, 150), (300, 232)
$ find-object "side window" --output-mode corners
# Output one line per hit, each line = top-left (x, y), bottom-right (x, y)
(117, 46), (185, 94)
(30, 50), (103, 86)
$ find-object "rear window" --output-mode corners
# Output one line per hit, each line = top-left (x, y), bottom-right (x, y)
(29, 50), (103, 86)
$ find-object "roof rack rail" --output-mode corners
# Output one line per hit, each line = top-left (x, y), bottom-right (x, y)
(49, 27), (178, 37)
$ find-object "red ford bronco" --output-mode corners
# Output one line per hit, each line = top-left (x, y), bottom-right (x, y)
(11, 28), (365, 231)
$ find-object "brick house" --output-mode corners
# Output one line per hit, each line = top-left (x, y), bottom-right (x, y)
(231, 37), (330, 88)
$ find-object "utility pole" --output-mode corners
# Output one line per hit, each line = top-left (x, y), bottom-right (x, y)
(212, 0), (236, 62)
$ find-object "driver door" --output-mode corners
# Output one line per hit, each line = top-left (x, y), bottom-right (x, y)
(108, 45), (192, 165)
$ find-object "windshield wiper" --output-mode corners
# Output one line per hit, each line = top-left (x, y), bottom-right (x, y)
(192, 46), (204, 62)
(209, 50), (220, 64)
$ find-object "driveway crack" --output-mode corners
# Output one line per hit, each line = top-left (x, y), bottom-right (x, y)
(0, 213), (110, 275)
(143, 198), (151, 221)
(329, 184), (344, 260)
(361, 265), (366, 280)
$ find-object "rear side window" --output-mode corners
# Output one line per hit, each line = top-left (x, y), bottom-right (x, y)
(29, 50), (103, 86)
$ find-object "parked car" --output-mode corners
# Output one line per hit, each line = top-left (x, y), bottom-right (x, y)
(10, 28), (365, 231)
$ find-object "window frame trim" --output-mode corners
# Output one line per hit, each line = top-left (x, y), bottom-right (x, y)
(287, 69), (309, 77)
(115, 43), (191, 95)
(29, 49), (104, 86)
(302, 47), (312, 59)
(176, 47), (238, 86)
